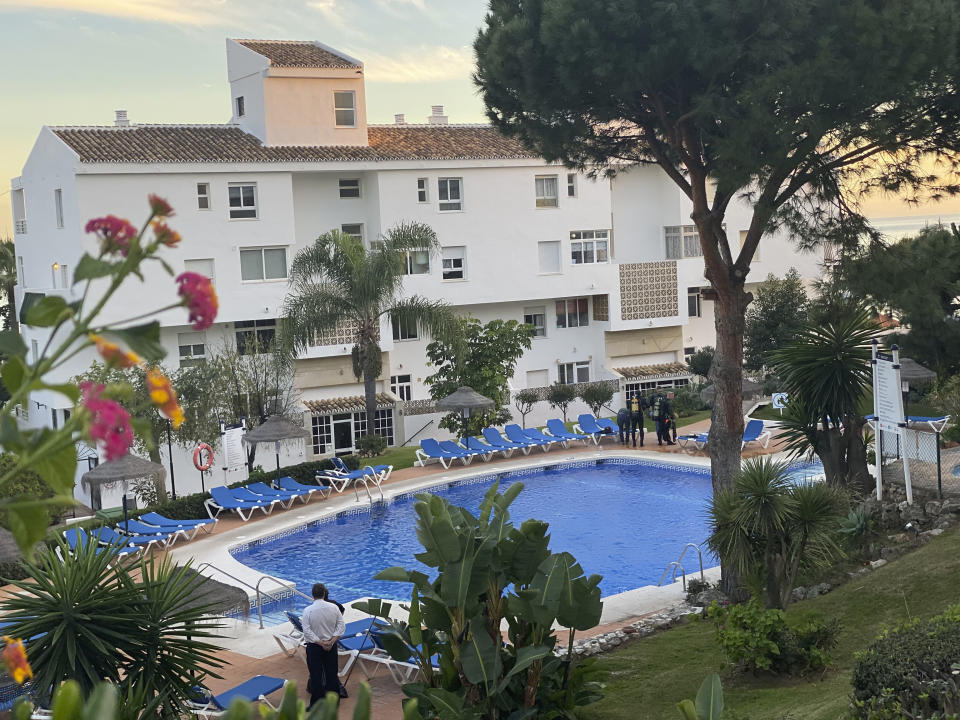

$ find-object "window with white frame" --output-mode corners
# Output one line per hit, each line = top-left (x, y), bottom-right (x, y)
(338, 178), (361, 198)
(405, 250), (430, 275)
(523, 306), (546, 337)
(54, 189), (64, 229)
(739, 229), (758, 261)
(442, 246), (465, 280)
(312, 414), (332, 454)
(538, 241), (561, 274)
(352, 409), (395, 445)
(178, 332), (206, 367)
(570, 230), (609, 265)
(31, 340), (38, 363)
(17, 256), (24, 286)
(438, 178), (463, 211)
(334, 91), (356, 127)
(240, 247), (287, 281)
(391, 312), (418, 341)
(555, 297), (589, 328)
(625, 377), (691, 399)
(228, 183), (257, 219)
(235, 319), (277, 354)
(535, 175), (559, 208)
(567, 173), (577, 197)
(51, 263), (67, 288)
(197, 183), (210, 210)
(235, 96), (245, 117)
(390, 374), (412, 401)
(417, 178), (429, 203)
(341, 223), (364, 242)
(558, 360), (590, 385)
(12, 189), (26, 234)
(184, 258), (215, 286)
(665, 225), (703, 259)
(687, 287), (702, 318)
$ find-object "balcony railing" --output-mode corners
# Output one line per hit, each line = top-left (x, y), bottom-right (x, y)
(14, 219), (26, 234)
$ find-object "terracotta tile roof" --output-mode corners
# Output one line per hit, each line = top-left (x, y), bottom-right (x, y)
(613, 362), (692, 379)
(304, 393), (395, 414)
(51, 125), (535, 164)
(234, 39), (360, 69)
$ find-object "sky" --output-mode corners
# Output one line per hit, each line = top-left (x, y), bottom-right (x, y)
(1, 0), (958, 238)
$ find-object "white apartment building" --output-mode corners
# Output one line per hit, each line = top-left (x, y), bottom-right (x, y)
(10, 39), (823, 502)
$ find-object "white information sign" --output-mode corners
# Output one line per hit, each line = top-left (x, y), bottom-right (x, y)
(772, 393), (789, 409)
(874, 356), (905, 435)
(222, 426), (246, 469)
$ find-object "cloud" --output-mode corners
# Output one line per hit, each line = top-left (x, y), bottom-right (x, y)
(306, 0), (347, 30)
(361, 45), (474, 83)
(376, 0), (426, 12)
(0, 0), (226, 25)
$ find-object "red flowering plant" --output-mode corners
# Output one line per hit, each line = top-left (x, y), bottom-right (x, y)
(0, 195), (216, 555)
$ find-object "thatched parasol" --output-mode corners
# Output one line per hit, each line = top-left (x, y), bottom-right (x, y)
(81, 453), (165, 527)
(899, 357), (937, 390)
(242, 416), (311, 473)
(436, 386), (495, 436)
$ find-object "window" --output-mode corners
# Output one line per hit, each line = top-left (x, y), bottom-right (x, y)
(51, 408), (58, 430)
(338, 179), (361, 198)
(523, 306), (546, 337)
(12, 189), (25, 234)
(341, 223), (364, 242)
(178, 332), (206, 367)
(417, 178), (429, 203)
(535, 175), (559, 208)
(684, 346), (696, 357)
(567, 173), (577, 198)
(31, 340), (38, 363)
(558, 361), (590, 385)
(687, 287), (702, 318)
(391, 312), (418, 341)
(51, 263), (66, 288)
(184, 258), (215, 286)
(352, 408), (395, 446)
(54, 189), (63, 228)
(438, 178), (462, 211)
(391, 374), (412, 401)
(235, 319), (277, 354)
(197, 183), (210, 210)
(665, 225), (703, 259)
(739, 229), (758, 261)
(312, 415), (332, 454)
(59, 264), (68, 287)
(228, 183), (257, 219)
(555, 297), (589, 328)
(625, 377), (691, 399)
(570, 230), (609, 265)
(442, 246), (465, 280)
(235, 96), (245, 117)
(334, 91), (356, 127)
(538, 241), (561, 274)
(17, 256), (24, 285)
(405, 250), (430, 275)
(240, 247), (287, 281)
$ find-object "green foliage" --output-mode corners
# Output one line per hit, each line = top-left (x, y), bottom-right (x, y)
(355, 434), (387, 458)
(0, 452), (59, 530)
(425, 317), (533, 435)
(1, 542), (224, 715)
(676, 674), (723, 720)
(686, 347), (714, 380)
(546, 382), (578, 423)
(931, 373), (960, 428)
(513, 388), (539, 428)
(744, 270), (809, 372)
(707, 457), (844, 609)
(838, 507), (875, 552)
(354, 482), (604, 719)
(708, 599), (839, 675)
(579, 383), (614, 417)
(850, 603), (960, 718)
(840, 226), (960, 377)
(672, 387), (709, 417)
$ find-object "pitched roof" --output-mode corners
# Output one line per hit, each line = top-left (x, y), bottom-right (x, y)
(304, 394), (395, 414)
(234, 39), (360, 69)
(613, 362), (692, 380)
(50, 124), (536, 164)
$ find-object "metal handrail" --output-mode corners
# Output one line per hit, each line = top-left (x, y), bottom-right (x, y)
(657, 542), (705, 589)
(254, 575), (313, 629)
(658, 561), (687, 590)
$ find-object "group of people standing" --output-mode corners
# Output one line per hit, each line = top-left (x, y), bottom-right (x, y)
(615, 390), (677, 447)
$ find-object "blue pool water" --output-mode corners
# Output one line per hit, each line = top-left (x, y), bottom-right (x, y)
(230, 457), (822, 625)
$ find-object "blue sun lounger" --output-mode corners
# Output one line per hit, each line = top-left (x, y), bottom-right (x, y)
(229, 485), (290, 511)
(597, 417), (618, 434)
(187, 675), (287, 717)
(415, 438), (474, 468)
(505, 424), (552, 452)
(205, 486), (276, 522)
(330, 455), (393, 483)
(574, 414), (616, 444)
(138, 512), (218, 538)
(245, 481), (307, 507)
(440, 439), (490, 462)
(360, 626), (441, 685)
(481, 427), (533, 455)
(275, 476), (331, 501)
(546, 418), (591, 445)
(520, 425), (564, 449)
(93, 525), (174, 552)
(115, 519), (189, 546)
(61, 528), (141, 561)
(464, 436), (510, 458)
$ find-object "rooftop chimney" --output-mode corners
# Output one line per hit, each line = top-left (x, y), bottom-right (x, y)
(428, 105), (448, 125)
(394, 113), (406, 125)
(114, 110), (129, 127)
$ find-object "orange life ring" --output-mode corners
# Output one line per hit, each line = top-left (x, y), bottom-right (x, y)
(193, 443), (214, 472)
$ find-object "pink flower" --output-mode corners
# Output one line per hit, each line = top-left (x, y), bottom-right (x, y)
(80, 382), (134, 462)
(175, 272), (218, 330)
(85, 215), (138, 257)
(151, 220), (181, 248)
(147, 194), (173, 218)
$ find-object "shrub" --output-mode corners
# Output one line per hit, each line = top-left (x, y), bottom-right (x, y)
(838, 506), (875, 551)
(673, 387), (708, 416)
(850, 604), (960, 718)
(708, 599), (839, 675)
(355, 434), (387, 457)
(686, 346), (714, 379)
(579, 383), (614, 416)
(684, 577), (711, 603)
(514, 388), (539, 427)
(0, 559), (28, 582)
(0, 453), (61, 530)
(547, 382), (579, 422)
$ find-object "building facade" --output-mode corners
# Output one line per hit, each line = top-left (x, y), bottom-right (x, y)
(10, 39), (824, 502)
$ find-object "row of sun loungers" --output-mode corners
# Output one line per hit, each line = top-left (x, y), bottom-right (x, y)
(677, 418), (771, 452)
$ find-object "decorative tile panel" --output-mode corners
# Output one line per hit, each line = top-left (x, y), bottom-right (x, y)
(619, 261), (678, 320)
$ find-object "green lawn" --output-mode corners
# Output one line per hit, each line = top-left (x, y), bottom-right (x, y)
(750, 392), (944, 422)
(580, 526), (960, 720)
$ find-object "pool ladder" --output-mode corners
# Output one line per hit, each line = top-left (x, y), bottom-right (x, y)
(657, 543), (705, 591)
(195, 562), (313, 629)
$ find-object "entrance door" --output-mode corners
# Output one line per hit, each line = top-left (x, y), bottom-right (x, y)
(332, 413), (354, 455)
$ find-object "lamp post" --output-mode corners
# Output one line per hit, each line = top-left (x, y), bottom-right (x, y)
(166, 418), (177, 500)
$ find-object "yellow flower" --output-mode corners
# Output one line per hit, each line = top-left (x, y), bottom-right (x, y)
(2, 637), (32, 684)
(89, 334), (141, 369)
(146, 368), (184, 429)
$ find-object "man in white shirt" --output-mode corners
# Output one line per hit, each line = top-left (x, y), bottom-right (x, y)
(302, 582), (346, 707)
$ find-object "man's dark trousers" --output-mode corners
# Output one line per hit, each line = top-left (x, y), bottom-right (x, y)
(306, 642), (339, 707)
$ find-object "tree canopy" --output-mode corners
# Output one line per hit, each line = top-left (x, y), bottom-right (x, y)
(744, 269), (809, 373)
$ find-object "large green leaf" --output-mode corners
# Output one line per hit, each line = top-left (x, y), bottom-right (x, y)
(107, 321), (165, 362)
(460, 619), (502, 693)
(25, 295), (69, 328)
(695, 673), (724, 720)
(420, 688), (469, 720)
(31, 380), (80, 403)
(5, 500), (49, 557)
(31, 438), (77, 495)
(414, 498), (462, 565)
(0, 330), (27, 358)
(495, 644), (553, 693)
(1, 356), (27, 394)
(74, 254), (122, 283)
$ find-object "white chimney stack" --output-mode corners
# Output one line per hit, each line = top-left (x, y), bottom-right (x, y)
(114, 110), (129, 127)
(394, 113), (406, 125)
(428, 105), (448, 125)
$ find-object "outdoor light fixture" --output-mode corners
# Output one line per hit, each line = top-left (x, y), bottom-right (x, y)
(52, 262), (60, 271)
(905, 522), (920, 538)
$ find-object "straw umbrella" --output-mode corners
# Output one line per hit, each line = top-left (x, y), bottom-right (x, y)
(81, 453), (166, 527)
(435, 386), (495, 438)
(241, 415), (311, 474)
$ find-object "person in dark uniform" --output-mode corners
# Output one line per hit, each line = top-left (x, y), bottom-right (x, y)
(629, 395), (646, 447)
(616, 406), (632, 445)
(657, 392), (676, 445)
(666, 392), (678, 443)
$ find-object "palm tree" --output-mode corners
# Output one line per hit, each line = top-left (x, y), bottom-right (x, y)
(768, 308), (879, 489)
(707, 456), (843, 609)
(0, 239), (18, 334)
(281, 223), (457, 434)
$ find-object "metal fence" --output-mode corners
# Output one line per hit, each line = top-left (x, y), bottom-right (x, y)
(877, 427), (958, 499)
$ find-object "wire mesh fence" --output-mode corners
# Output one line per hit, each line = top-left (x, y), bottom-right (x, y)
(877, 427), (958, 498)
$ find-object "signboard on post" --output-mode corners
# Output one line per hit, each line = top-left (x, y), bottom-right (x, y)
(223, 426), (246, 469)
(872, 341), (911, 504)
(772, 393), (789, 414)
